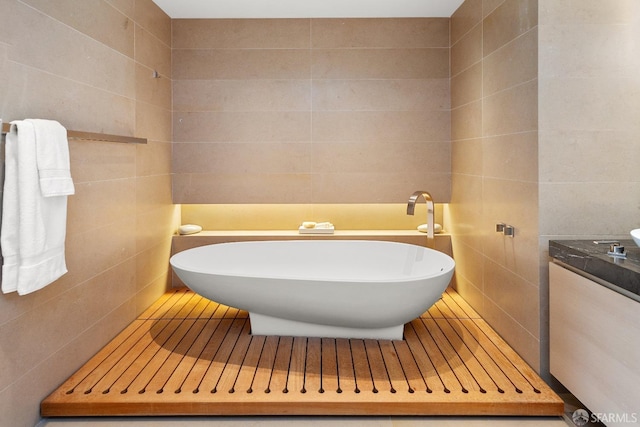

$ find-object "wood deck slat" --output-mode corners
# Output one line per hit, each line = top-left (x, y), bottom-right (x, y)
(335, 338), (357, 394)
(350, 339), (372, 393)
(268, 336), (293, 393)
(320, 338), (339, 393)
(305, 338), (322, 394)
(42, 289), (564, 417)
(287, 336), (307, 394)
(230, 334), (261, 393)
(377, 340), (409, 393)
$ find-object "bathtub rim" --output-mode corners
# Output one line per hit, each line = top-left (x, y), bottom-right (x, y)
(170, 239), (455, 284)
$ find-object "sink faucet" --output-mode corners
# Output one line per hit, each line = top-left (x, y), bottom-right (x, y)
(407, 190), (434, 239)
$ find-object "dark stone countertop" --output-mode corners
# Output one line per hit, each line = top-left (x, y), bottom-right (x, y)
(549, 239), (640, 299)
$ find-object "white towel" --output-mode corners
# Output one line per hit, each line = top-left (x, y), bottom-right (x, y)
(29, 119), (75, 197)
(1, 120), (73, 295)
(1, 118), (20, 293)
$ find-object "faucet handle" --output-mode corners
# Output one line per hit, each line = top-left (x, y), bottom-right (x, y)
(496, 223), (515, 237)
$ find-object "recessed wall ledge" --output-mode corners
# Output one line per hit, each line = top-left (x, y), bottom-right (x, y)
(174, 229), (448, 237)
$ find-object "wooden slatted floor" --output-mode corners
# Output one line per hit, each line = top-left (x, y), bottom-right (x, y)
(42, 288), (563, 417)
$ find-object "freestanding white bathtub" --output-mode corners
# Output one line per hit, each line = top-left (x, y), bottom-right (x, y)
(170, 240), (455, 340)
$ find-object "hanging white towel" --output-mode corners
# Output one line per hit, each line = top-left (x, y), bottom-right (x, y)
(1, 120), (74, 295)
(1, 118), (20, 293)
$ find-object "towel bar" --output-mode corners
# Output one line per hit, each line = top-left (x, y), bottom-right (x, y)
(1, 122), (147, 144)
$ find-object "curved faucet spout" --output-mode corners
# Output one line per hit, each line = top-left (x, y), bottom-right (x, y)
(407, 190), (434, 239)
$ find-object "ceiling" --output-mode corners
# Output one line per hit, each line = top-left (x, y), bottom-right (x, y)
(151, 0), (466, 19)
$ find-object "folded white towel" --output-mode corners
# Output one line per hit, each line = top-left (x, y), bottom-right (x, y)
(1, 120), (72, 295)
(28, 119), (75, 197)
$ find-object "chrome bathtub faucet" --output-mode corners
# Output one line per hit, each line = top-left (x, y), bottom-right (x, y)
(407, 190), (434, 239)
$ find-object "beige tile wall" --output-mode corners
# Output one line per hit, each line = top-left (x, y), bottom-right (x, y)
(0, 1), (176, 426)
(539, 0), (640, 237)
(538, 0), (640, 378)
(451, 0), (640, 379)
(172, 18), (451, 204)
(449, 0), (541, 371)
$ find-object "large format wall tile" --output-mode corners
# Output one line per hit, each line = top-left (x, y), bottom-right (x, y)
(172, 18), (451, 204)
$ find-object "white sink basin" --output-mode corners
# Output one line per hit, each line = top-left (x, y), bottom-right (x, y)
(631, 229), (640, 247)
